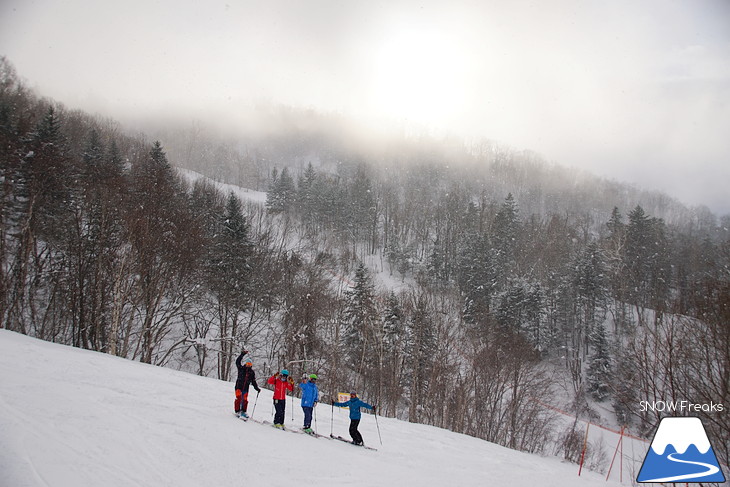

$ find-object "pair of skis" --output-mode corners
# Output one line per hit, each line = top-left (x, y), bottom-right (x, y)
(236, 413), (377, 450)
(329, 434), (378, 451)
(275, 424), (378, 451)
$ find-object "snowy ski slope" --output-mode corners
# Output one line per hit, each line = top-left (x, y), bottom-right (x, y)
(0, 330), (625, 487)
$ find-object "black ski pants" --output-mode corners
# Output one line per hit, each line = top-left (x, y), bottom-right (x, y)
(349, 419), (363, 445)
(274, 399), (286, 425)
(302, 406), (314, 429)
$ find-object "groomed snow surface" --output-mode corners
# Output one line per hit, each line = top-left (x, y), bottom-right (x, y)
(1, 330), (623, 487)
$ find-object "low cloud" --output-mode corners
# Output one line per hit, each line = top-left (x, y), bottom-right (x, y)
(1, 0), (728, 213)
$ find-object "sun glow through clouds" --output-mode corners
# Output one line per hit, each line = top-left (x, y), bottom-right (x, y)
(368, 26), (470, 128)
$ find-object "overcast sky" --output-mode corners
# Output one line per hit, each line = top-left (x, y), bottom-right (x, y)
(1, 0), (729, 214)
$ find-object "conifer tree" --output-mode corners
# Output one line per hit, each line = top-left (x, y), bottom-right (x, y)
(149, 140), (169, 168)
(382, 291), (404, 357)
(83, 130), (104, 168)
(624, 206), (670, 323)
(208, 192), (253, 379)
(26, 106), (73, 241)
(129, 141), (194, 364)
(612, 347), (638, 425)
(625, 206), (651, 309)
(586, 323), (612, 401)
(343, 262), (378, 376)
(313, 175), (343, 230)
(604, 207), (630, 333)
(427, 236), (447, 282)
(491, 193), (520, 284)
(381, 291), (405, 414)
(574, 242), (608, 330)
(497, 282), (545, 350)
(606, 207), (624, 239)
(403, 293), (436, 423)
(4, 106), (70, 335)
(71, 129), (114, 351)
(279, 167), (296, 211)
(350, 168), (376, 231)
(297, 162), (318, 229)
(457, 232), (496, 329)
(210, 192), (252, 303)
(106, 140), (125, 177)
(266, 167), (296, 213)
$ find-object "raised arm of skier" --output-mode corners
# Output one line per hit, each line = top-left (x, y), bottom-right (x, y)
(234, 350), (260, 418)
(333, 391), (375, 446)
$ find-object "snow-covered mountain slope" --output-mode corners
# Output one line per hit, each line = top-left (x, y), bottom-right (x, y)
(0, 330), (625, 487)
(179, 168), (268, 205)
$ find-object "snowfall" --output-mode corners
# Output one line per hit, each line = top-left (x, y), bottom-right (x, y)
(1, 330), (632, 487)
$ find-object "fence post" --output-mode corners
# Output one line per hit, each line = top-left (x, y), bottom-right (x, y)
(606, 425), (625, 481)
(578, 422), (590, 476)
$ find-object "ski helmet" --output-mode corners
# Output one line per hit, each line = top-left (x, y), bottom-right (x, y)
(245, 361), (252, 367)
(281, 369), (289, 376)
(309, 374), (318, 380)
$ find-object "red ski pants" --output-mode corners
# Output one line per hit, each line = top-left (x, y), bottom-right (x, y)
(235, 390), (249, 413)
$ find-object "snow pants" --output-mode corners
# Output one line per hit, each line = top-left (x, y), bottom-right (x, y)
(235, 389), (249, 413)
(349, 419), (363, 445)
(274, 399), (286, 425)
(302, 406), (313, 429)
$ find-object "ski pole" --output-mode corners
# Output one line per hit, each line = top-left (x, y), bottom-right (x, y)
(314, 402), (318, 434)
(288, 376), (292, 423)
(330, 399), (335, 436)
(251, 391), (260, 419)
(374, 409), (382, 445)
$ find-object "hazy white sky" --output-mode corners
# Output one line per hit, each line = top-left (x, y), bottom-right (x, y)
(1, 0), (729, 214)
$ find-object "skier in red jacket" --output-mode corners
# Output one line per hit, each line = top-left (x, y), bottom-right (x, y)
(267, 370), (294, 428)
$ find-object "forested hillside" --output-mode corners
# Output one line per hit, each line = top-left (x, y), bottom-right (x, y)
(1, 57), (728, 466)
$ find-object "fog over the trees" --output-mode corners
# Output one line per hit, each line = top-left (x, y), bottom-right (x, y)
(1, 0), (729, 474)
(2, 27), (729, 470)
(1, 0), (729, 214)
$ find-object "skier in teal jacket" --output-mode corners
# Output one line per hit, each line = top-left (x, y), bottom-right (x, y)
(333, 391), (375, 445)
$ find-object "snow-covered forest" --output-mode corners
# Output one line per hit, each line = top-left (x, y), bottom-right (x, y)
(1, 56), (728, 468)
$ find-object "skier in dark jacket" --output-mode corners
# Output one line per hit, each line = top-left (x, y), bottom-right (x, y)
(234, 350), (261, 418)
(333, 391), (375, 445)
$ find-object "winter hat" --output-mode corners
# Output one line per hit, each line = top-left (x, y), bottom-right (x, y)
(245, 361), (252, 367)
(309, 374), (318, 380)
(281, 369), (289, 376)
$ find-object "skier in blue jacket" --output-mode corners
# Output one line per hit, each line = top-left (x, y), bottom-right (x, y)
(298, 374), (319, 433)
(333, 391), (375, 445)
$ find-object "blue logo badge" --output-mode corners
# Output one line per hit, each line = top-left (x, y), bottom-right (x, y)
(637, 417), (725, 483)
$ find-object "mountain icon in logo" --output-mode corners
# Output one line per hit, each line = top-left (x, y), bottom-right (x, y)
(637, 416), (726, 483)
